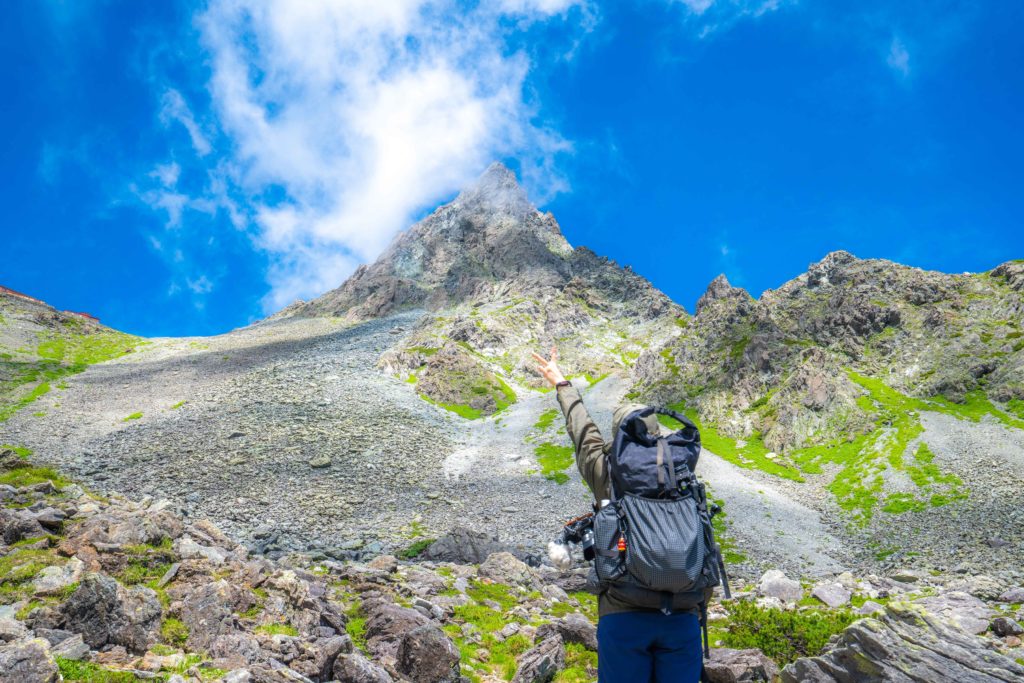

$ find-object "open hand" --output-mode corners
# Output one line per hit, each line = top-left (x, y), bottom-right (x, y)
(532, 346), (566, 387)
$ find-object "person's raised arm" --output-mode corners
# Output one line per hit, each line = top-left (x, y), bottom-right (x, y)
(532, 347), (610, 500)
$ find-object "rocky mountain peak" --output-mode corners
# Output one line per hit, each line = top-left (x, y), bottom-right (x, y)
(452, 161), (535, 220)
(696, 273), (752, 315)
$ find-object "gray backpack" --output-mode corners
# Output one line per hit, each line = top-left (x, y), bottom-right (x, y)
(590, 406), (731, 655)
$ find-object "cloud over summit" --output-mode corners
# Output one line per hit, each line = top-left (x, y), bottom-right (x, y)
(153, 0), (583, 313)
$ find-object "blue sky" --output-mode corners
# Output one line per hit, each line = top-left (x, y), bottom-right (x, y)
(2, 1), (1021, 337)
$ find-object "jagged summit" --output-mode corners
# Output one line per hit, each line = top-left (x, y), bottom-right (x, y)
(286, 163), (672, 325)
(452, 161), (536, 220)
(696, 274), (752, 315)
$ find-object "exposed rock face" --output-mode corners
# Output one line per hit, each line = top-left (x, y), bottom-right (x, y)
(756, 570), (803, 603)
(422, 527), (511, 564)
(394, 624), (460, 682)
(513, 633), (566, 683)
(0, 638), (58, 683)
(705, 647), (780, 682)
(780, 602), (1024, 682)
(60, 573), (162, 653)
(287, 163), (682, 414)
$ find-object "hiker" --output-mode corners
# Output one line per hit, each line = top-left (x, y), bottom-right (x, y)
(532, 346), (706, 683)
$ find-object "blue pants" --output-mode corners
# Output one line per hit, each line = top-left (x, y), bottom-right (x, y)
(597, 611), (703, 683)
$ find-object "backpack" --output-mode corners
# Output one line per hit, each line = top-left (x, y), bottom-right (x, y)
(589, 406), (731, 665)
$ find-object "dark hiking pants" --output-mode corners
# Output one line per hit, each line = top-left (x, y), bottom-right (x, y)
(597, 610), (702, 682)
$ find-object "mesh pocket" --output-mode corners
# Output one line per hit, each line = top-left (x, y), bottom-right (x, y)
(592, 503), (626, 583)
(620, 493), (707, 593)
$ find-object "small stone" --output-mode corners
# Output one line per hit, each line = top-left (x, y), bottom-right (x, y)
(51, 634), (89, 661)
(308, 455), (331, 468)
(33, 559), (84, 597)
(811, 582), (851, 608)
(856, 601), (886, 616)
(889, 569), (920, 583)
(992, 617), (1024, 638)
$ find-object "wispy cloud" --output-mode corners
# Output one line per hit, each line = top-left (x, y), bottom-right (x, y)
(668, 0), (788, 37)
(143, 1), (587, 314)
(887, 36), (910, 77)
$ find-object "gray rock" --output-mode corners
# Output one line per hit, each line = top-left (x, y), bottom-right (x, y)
(0, 509), (46, 544)
(998, 587), (1024, 603)
(810, 582), (851, 608)
(705, 647), (780, 682)
(333, 652), (393, 682)
(32, 508), (66, 530)
(60, 573), (161, 654)
(291, 634), (353, 680)
(535, 613), (597, 652)
(513, 634), (565, 683)
(0, 638), (59, 683)
(916, 591), (994, 635)
(991, 617), (1023, 637)
(181, 580), (250, 652)
(50, 633), (88, 661)
(308, 456), (331, 469)
(363, 602), (431, 659)
(32, 558), (84, 597)
(945, 575), (1004, 601)
(421, 527), (510, 564)
(0, 618), (30, 643)
(756, 570), (803, 603)
(479, 552), (536, 588)
(855, 600), (886, 616)
(781, 602), (1024, 682)
(395, 624), (460, 683)
(223, 671), (252, 683)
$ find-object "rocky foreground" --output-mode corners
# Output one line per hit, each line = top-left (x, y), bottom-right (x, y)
(1, 451), (1023, 682)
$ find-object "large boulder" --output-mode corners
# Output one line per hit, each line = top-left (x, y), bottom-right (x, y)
(535, 613), (597, 652)
(32, 559), (84, 597)
(60, 573), (161, 654)
(756, 570), (803, 603)
(395, 624), (460, 683)
(333, 651), (393, 682)
(0, 509), (46, 544)
(291, 634), (354, 681)
(422, 527), (511, 564)
(180, 580), (251, 651)
(915, 591), (994, 635)
(0, 638), (59, 683)
(513, 634), (565, 683)
(780, 602), (1024, 682)
(705, 648), (780, 682)
(363, 602), (431, 659)
(479, 552), (536, 588)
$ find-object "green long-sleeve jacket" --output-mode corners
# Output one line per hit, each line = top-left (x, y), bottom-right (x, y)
(555, 383), (655, 618)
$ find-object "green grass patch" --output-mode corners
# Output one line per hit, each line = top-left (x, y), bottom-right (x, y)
(534, 442), (575, 484)
(420, 393), (484, 420)
(722, 599), (857, 667)
(660, 405), (803, 482)
(57, 658), (147, 682)
(122, 412), (143, 422)
(924, 390), (1024, 430)
(170, 400), (186, 410)
(0, 466), (69, 488)
(345, 601), (368, 653)
(466, 580), (518, 611)
(710, 498), (748, 564)
(534, 408), (560, 431)
(256, 623), (299, 636)
(399, 538), (435, 559)
(1, 444), (32, 458)
(161, 617), (189, 646)
(554, 642), (598, 682)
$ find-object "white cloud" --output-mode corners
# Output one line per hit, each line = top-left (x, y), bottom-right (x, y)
(887, 36), (910, 77)
(160, 89), (212, 156)
(668, 0), (787, 37)
(156, 0), (585, 313)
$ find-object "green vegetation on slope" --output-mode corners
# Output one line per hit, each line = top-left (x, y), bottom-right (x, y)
(1, 325), (142, 422)
(721, 600), (857, 668)
(535, 442), (575, 484)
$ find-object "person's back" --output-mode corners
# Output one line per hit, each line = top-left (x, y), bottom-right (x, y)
(532, 347), (705, 683)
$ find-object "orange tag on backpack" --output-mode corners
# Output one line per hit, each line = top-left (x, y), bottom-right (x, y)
(617, 535), (626, 552)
